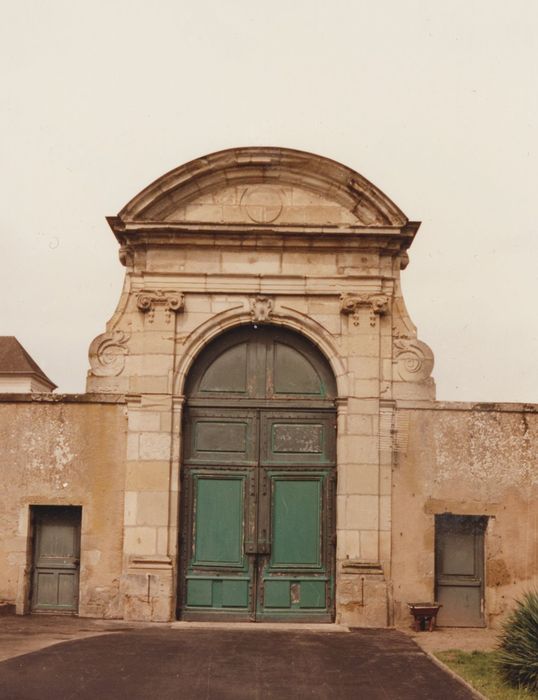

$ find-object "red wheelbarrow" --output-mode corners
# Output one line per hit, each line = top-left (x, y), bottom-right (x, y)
(407, 602), (442, 632)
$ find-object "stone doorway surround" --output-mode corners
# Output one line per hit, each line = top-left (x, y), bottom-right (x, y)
(86, 147), (435, 625)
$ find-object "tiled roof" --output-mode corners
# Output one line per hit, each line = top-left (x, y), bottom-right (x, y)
(0, 337), (57, 389)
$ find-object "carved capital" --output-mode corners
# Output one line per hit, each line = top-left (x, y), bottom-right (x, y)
(340, 293), (389, 326)
(250, 295), (274, 323)
(136, 289), (184, 323)
(393, 329), (434, 381)
(88, 330), (130, 377)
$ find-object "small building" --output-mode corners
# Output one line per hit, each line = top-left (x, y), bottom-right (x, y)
(0, 337), (56, 393)
(0, 147), (536, 628)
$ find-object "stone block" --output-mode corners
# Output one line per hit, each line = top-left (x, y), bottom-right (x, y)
(353, 378), (380, 398)
(121, 570), (174, 622)
(346, 414), (373, 436)
(157, 527), (169, 555)
(124, 492), (137, 525)
(380, 465), (391, 496)
(127, 433), (139, 460)
(139, 432), (171, 460)
(347, 398), (379, 415)
(140, 354), (173, 376)
(336, 575), (388, 627)
(379, 495), (391, 531)
(347, 334), (379, 357)
(129, 376), (170, 394)
(345, 495), (379, 530)
(136, 492), (169, 526)
(185, 295), (212, 313)
(336, 495), (347, 530)
(379, 531), (391, 565)
(221, 251), (281, 275)
(309, 313), (341, 335)
(336, 529), (361, 561)
(345, 464), (379, 495)
(126, 461), (170, 491)
(124, 527), (157, 555)
(128, 411), (161, 432)
(360, 530), (379, 561)
(339, 435), (379, 465)
(350, 357), (380, 380)
(381, 359), (393, 381)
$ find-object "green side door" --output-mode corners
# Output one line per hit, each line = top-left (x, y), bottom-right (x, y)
(32, 506), (81, 613)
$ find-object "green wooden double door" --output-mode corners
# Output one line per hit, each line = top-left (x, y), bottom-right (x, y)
(178, 327), (337, 621)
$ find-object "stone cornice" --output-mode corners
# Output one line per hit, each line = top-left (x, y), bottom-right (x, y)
(108, 218), (419, 256)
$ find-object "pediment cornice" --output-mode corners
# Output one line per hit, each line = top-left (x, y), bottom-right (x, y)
(109, 147), (412, 233)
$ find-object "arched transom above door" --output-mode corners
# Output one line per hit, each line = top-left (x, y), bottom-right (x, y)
(185, 326), (337, 404)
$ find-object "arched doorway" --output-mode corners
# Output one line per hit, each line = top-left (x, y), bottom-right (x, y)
(178, 326), (337, 621)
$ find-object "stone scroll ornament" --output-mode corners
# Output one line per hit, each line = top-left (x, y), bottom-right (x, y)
(250, 295), (274, 323)
(340, 293), (389, 326)
(393, 330), (434, 382)
(88, 330), (130, 377)
(136, 290), (184, 323)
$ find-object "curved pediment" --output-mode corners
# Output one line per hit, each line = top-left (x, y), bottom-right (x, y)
(117, 147), (408, 228)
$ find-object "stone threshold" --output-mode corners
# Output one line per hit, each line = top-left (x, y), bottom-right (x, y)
(170, 621), (350, 632)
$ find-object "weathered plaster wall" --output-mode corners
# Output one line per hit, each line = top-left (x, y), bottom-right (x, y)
(0, 395), (127, 617)
(392, 403), (538, 628)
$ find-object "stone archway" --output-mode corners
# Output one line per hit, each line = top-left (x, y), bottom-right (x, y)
(178, 325), (337, 621)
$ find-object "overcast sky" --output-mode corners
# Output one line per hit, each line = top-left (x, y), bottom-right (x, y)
(1, 1), (537, 401)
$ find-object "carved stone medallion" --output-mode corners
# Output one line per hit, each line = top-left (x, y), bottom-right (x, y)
(88, 330), (130, 377)
(241, 186), (284, 224)
(393, 330), (434, 382)
(250, 295), (274, 323)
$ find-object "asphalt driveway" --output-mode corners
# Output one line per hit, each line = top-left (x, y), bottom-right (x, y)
(0, 626), (476, 699)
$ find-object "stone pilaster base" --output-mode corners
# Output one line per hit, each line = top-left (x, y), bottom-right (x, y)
(336, 562), (388, 627)
(120, 556), (174, 622)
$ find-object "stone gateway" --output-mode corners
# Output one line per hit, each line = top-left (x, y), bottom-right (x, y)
(0, 147), (536, 628)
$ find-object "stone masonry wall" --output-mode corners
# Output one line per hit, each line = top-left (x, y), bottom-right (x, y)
(0, 396), (127, 617)
(392, 403), (538, 628)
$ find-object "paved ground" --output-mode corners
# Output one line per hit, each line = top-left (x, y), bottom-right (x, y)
(408, 626), (498, 654)
(0, 617), (480, 700)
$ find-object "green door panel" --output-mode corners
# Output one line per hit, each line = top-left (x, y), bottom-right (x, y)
(264, 580), (291, 608)
(222, 579), (250, 607)
(199, 342), (248, 394)
(261, 579), (328, 612)
(271, 478), (321, 567)
(272, 343), (323, 395)
(186, 578), (250, 609)
(260, 412), (335, 466)
(186, 578), (213, 606)
(193, 475), (245, 566)
(185, 409), (257, 465)
(299, 580), (326, 608)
